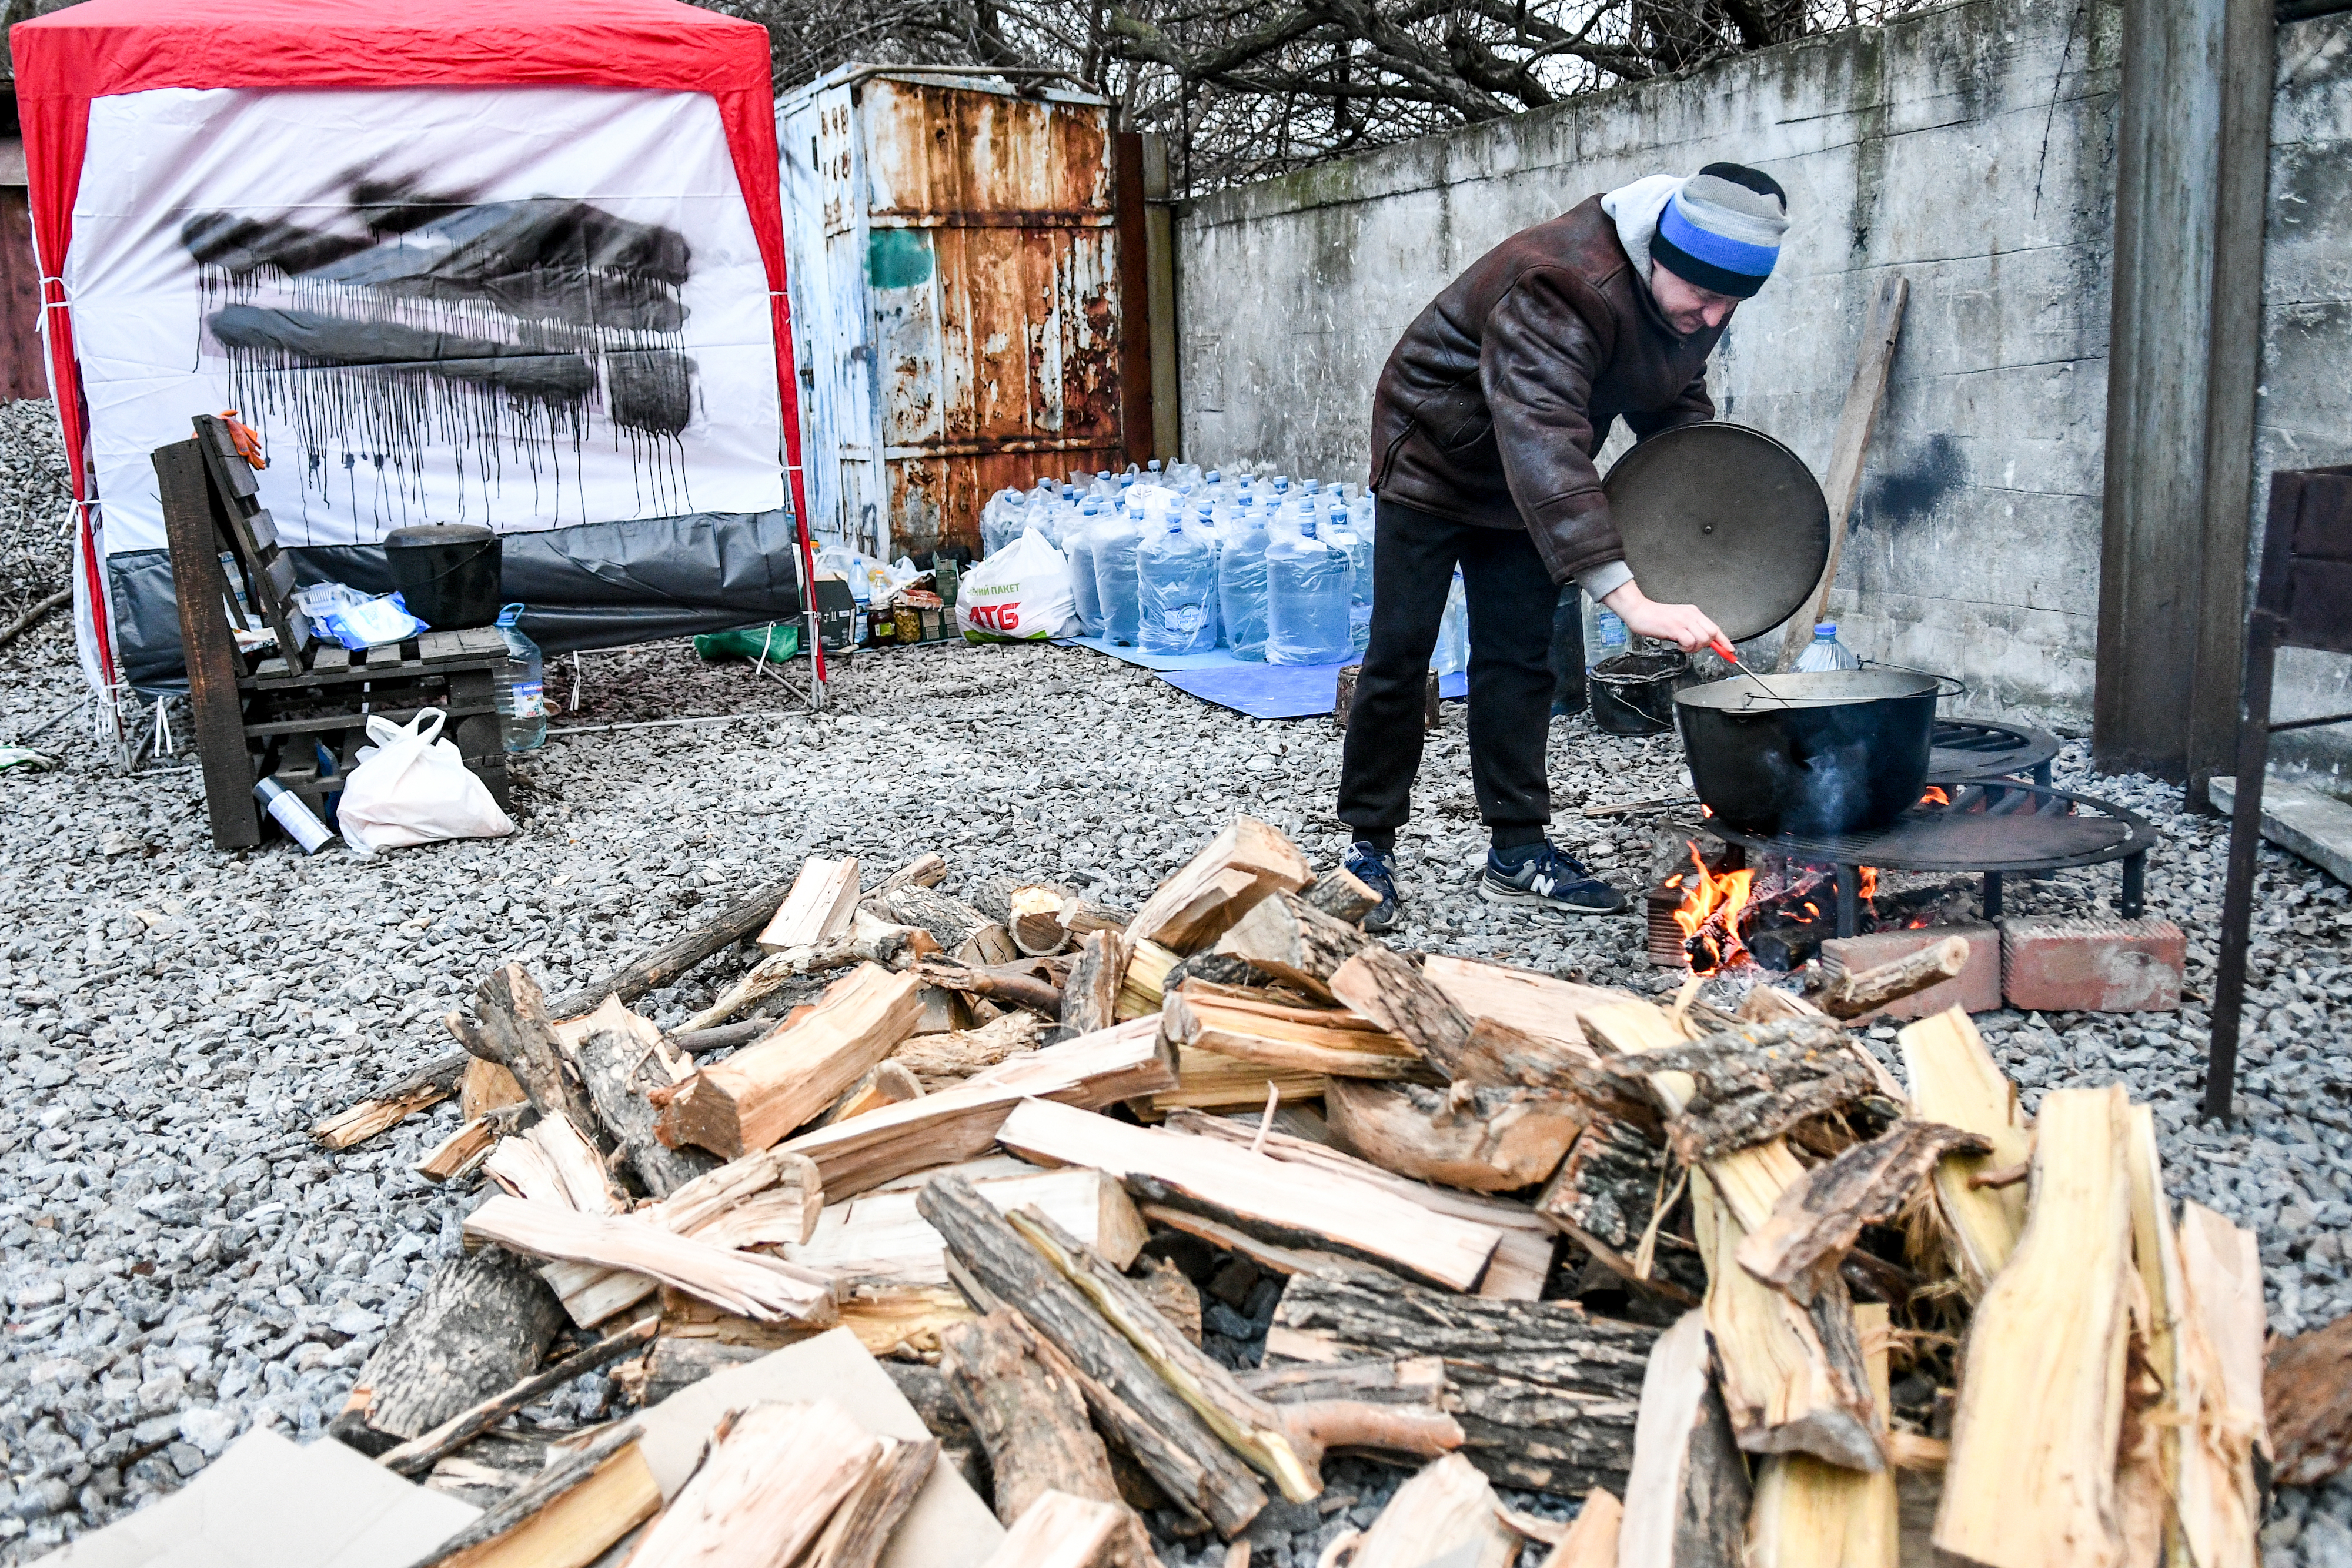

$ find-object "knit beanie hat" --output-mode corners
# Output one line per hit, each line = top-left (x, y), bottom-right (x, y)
(1650, 163), (1789, 299)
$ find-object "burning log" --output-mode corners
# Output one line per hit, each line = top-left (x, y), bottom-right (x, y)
(1735, 1120), (1993, 1304)
(1808, 935), (1971, 1019)
(1933, 1085), (2134, 1568)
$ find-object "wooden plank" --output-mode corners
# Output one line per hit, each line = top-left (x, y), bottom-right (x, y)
(1774, 274), (1908, 674)
(998, 1096), (1502, 1292)
(155, 439), (261, 850)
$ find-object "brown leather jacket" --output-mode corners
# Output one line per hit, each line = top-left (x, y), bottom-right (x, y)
(1368, 195), (1721, 584)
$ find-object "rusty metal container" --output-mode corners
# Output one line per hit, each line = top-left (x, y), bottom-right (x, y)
(779, 67), (1158, 563)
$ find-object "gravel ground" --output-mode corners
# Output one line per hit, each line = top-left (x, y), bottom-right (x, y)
(1, 404), (2349, 1559)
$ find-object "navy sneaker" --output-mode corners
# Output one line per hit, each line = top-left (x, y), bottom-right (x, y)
(1480, 841), (1626, 915)
(1344, 841), (1402, 932)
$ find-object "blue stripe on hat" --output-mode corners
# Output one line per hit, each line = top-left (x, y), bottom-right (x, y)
(1659, 194), (1780, 279)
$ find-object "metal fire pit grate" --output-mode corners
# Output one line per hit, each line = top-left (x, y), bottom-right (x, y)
(1671, 778), (2159, 942)
(1928, 718), (2062, 785)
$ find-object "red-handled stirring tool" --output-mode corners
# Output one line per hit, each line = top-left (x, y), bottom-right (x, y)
(1708, 636), (1792, 705)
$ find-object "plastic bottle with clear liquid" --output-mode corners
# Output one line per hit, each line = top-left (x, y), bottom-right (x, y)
(1093, 500), (1146, 646)
(495, 603), (548, 751)
(1435, 569), (1471, 677)
(1327, 498), (1374, 656)
(1138, 511), (1220, 655)
(1265, 514), (1355, 664)
(1217, 496), (1272, 661)
(980, 488), (1026, 556)
(1581, 587), (1632, 668)
(1065, 500), (1107, 636)
(1793, 622), (1861, 673)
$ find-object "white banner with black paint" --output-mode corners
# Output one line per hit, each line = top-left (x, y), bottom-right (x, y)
(68, 85), (786, 556)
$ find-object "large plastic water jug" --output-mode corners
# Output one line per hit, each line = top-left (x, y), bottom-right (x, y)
(1065, 500), (1107, 636)
(980, 489), (1025, 557)
(1139, 514), (1220, 655)
(1326, 500), (1374, 656)
(1217, 497), (1270, 662)
(1093, 501), (1145, 646)
(1265, 516), (1355, 665)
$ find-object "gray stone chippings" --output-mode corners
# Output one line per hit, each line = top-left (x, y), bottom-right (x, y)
(0, 403), (2347, 1557)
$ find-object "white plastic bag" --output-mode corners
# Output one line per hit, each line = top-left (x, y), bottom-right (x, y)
(957, 526), (1080, 641)
(335, 708), (516, 855)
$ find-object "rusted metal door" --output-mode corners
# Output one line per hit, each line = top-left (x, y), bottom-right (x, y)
(780, 70), (1137, 562)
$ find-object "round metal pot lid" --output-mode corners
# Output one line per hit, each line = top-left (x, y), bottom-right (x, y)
(1600, 422), (1830, 642)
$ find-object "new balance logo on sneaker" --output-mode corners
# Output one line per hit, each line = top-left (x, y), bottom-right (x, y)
(1480, 842), (1625, 916)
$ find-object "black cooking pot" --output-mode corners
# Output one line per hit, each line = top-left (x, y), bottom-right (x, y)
(1676, 668), (1953, 837)
(383, 523), (502, 630)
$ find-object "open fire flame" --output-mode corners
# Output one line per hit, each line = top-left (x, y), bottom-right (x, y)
(1670, 844), (1755, 973)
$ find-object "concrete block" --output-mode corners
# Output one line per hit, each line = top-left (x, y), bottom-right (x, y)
(2207, 774), (2352, 887)
(2000, 917), (2186, 1014)
(1817, 921), (2002, 1022)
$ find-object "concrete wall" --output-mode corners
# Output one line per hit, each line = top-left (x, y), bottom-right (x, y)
(1174, 0), (2352, 758)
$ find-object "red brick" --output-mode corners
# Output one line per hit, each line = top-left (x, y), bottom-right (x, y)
(2000, 917), (2184, 1014)
(1815, 921), (2002, 1022)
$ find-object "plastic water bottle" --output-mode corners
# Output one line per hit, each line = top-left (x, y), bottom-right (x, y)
(1216, 496), (1271, 661)
(1328, 499), (1373, 656)
(1581, 587), (1631, 667)
(1065, 500), (1107, 635)
(1435, 569), (1470, 676)
(495, 603), (547, 751)
(1266, 515), (1355, 664)
(1138, 513), (1220, 655)
(1093, 501), (1146, 646)
(1794, 622), (1862, 673)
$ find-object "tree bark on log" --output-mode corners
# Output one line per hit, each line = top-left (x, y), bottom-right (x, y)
(918, 1172), (1271, 1537)
(310, 1052), (471, 1149)
(1735, 1120), (1990, 1304)
(680, 909), (933, 1034)
(1535, 1115), (1693, 1300)
(940, 1307), (1128, 1524)
(546, 880), (792, 1021)
(887, 884), (1017, 965)
(1808, 935), (1969, 1020)
(574, 1021), (719, 1197)
(1301, 867), (1382, 925)
(1586, 1019), (1881, 1165)
(1324, 1079), (1583, 1193)
(379, 1315), (659, 1476)
(1264, 1272), (1659, 1497)
(333, 1245), (566, 1455)
(1123, 817), (1314, 959)
(1616, 1310), (1750, 1568)
(455, 964), (607, 1150)
(805, 1435), (942, 1568)
(890, 1011), (1049, 1089)
(1062, 931), (1126, 1036)
(1209, 892), (1368, 1002)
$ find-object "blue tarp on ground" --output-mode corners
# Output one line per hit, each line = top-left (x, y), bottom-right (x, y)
(1055, 636), (1466, 719)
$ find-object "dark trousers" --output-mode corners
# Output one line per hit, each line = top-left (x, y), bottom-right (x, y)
(1338, 497), (1562, 841)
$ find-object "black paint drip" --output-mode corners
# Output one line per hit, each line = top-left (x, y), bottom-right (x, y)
(185, 172), (700, 538)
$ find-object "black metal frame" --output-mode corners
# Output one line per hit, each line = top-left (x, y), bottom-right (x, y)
(2207, 465), (2352, 1119)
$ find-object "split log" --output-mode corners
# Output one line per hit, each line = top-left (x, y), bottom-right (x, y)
(1135, 1257), (1202, 1346)
(887, 883), (1018, 965)
(2179, 1201), (2271, 1467)
(1240, 1354), (1452, 1418)
(545, 878), (793, 1020)
(1348, 1453), (1516, 1568)
(1743, 1302), (1897, 1567)
(1148, 1048), (1325, 1112)
(567, 1002), (717, 1196)
(1535, 1115), (1692, 1301)
(2120, 1109), (2260, 1568)
(1934, 1084), (2133, 1568)
(1540, 1491), (1623, 1568)
(657, 1279), (974, 1360)
(970, 878), (1122, 957)
(787, 1163), (1147, 1285)
(1735, 1120), (1992, 1304)
(626, 1400), (883, 1568)
(412, 1423), (661, 1568)
(918, 1171), (1272, 1537)
(1124, 817), (1314, 958)
(804, 1435), (941, 1568)
(2264, 1314), (2350, 1488)
(415, 1112), (505, 1183)
(1140, 1205), (1412, 1291)
(1164, 1110), (1555, 1301)
(379, 1315), (659, 1477)
(1062, 931), (1126, 1035)
(871, 851), (950, 900)
(1264, 1271), (1658, 1496)
(461, 1056), (527, 1120)
(759, 855), (863, 952)
(1808, 935), (1969, 1019)
(997, 1097), (1503, 1292)
(455, 964), (607, 1146)
(1008, 1205), (1465, 1497)
(1208, 892), (1368, 1002)
(979, 1490), (1133, 1568)
(1301, 865), (1382, 925)
(1584, 1019), (1878, 1165)
(484, 1108), (629, 1214)
(1420, 954), (1623, 1071)
(1694, 1166), (1883, 1473)
(1616, 1310), (1750, 1568)
(1897, 1007), (2033, 1296)
(941, 1307), (1128, 1524)
(463, 1195), (837, 1325)
(1324, 1079), (1583, 1193)
(890, 1010), (1049, 1088)
(824, 1061), (924, 1125)
(1117, 939), (1182, 1019)
(680, 908), (936, 1034)
(332, 1245), (565, 1456)
(1162, 982), (1424, 1080)
(656, 962), (923, 1158)
(778, 1017), (1175, 1199)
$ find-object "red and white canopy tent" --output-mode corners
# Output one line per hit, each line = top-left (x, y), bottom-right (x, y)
(12, 0), (821, 701)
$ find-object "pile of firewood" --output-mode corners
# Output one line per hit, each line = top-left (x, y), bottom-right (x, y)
(296, 815), (2318, 1567)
